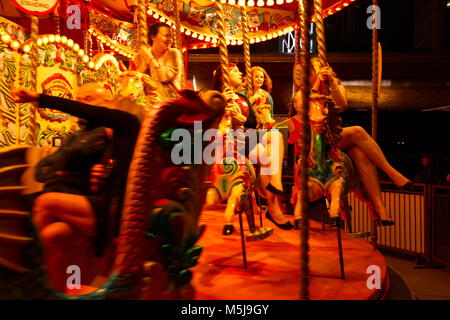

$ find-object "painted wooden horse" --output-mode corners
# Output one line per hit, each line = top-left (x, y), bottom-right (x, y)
(205, 100), (276, 240)
(292, 93), (375, 228)
(0, 89), (225, 299)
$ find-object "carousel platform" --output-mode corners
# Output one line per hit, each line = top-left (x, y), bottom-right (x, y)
(192, 205), (388, 300)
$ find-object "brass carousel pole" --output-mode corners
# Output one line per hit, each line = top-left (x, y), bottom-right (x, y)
(215, 2), (231, 91)
(370, 0), (379, 246)
(313, 0), (326, 67)
(240, 6), (252, 95)
(137, 0), (148, 47)
(28, 15), (39, 145)
(172, 0), (186, 89)
(297, 0), (312, 300)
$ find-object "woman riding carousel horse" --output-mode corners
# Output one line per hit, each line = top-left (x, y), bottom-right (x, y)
(288, 58), (412, 227)
(245, 66), (275, 127)
(212, 63), (294, 233)
(132, 22), (183, 100)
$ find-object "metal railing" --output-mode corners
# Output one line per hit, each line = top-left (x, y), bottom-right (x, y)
(348, 182), (450, 265)
(432, 185), (450, 265)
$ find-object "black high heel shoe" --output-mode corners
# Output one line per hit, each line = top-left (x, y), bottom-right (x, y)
(329, 216), (341, 227)
(266, 183), (287, 200)
(265, 212), (294, 230)
(378, 219), (395, 227)
(399, 179), (414, 190)
(373, 210), (395, 227)
(222, 224), (234, 235)
(294, 219), (302, 230)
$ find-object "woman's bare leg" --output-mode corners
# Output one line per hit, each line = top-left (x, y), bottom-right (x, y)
(33, 193), (96, 236)
(32, 193), (96, 292)
(250, 130), (292, 227)
(339, 126), (410, 187)
(347, 147), (392, 221)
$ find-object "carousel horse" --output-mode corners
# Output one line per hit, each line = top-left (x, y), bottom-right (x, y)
(0, 89), (225, 299)
(293, 93), (375, 228)
(117, 70), (160, 109)
(205, 101), (276, 240)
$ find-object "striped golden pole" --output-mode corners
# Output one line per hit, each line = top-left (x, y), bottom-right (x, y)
(295, 14), (301, 65)
(371, 0), (378, 141)
(28, 15), (39, 145)
(172, 0), (186, 89)
(298, 0), (312, 301)
(215, 2), (231, 91)
(314, 0), (326, 68)
(370, 0), (379, 245)
(240, 6), (252, 96)
(138, 0), (148, 47)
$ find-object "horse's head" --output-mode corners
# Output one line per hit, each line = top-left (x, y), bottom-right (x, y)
(308, 94), (334, 134)
(253, 103), (275, 130)
(117, 70), (159, 108)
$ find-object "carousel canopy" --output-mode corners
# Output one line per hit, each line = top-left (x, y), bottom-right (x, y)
(1, 0), (359, 56)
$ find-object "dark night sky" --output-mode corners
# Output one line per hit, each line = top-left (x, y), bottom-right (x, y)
(223, 0), (448, 54)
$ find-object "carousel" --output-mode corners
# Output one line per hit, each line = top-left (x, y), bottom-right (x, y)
(0, 0), (392, 300)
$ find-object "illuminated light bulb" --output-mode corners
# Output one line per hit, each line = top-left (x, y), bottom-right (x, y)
(267, 34), (273, 40)
(267, 0), (274, 5)
(23, 45), (30, 52)
(231, 39), (236, 45)
(343, 2), (349, 6)
(198, 34), (204, 40)
(211, 38), (218, 43)
(153, 13), (159, 19)
(255, 38), (261, 43)
(37, 38), (43, 46)
(328, 10), (332, 15)
(49, 35), (55, 42)
(43, 37), (49, 44)
(250, 38), (255, 44)
(67, 39), (74, 47)
(276, 0), (283, 4)
(147, 10), (151, 14)
(238, 0), (245, 5)
(160, 17), (166, 23)
(181, 27), (185, 32)
(185, 30), (192, 36)
(257, 0), (264, 6)
(237, 40), (243, 45)
(336, 7), (341, 11)
(192, 33), (198, 38)
(247, 0), (255, 5)
(78, 49), (84, 56)
(83, 55), (89, 63)
(221, 0), (226, 3)
(205, 36), (211, 42)
(114, 47), (120, 52)
(286, 0), (293, 3)
(228, 0), (236, 5)
(1, 34), (11, 43)
(55, 35), (61, 42)
(11, 41), (20, 49)
(73, 43), (80, 51)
